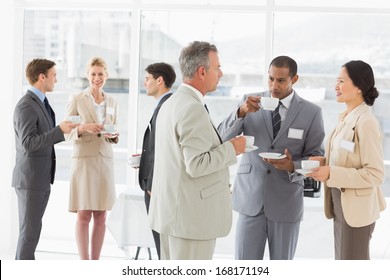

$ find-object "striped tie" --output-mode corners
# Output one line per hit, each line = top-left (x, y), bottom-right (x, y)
(272, 101), (282, 139)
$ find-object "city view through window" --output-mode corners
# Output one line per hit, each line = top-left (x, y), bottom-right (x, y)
(23, 8), (390, 196)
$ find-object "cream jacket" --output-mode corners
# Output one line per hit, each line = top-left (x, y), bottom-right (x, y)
(324, 103), (386, 227)
(65, 88), (118, 157)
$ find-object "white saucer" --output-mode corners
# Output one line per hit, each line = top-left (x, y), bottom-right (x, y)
(100, 130), (118, 135)
(258, 152), (286, 159)
(100, 131), (119, 138)
(295, 169), (313, 176)
(245, 145), (258, 152)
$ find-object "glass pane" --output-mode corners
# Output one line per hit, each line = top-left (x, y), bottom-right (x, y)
(23, 10), (131, 184)
(138, 11), (266, 186)
(273, 12), (390, 195)
(138, 10), (266, 148)
(143, 0), (266, 5)
(276, 0), (390, 8)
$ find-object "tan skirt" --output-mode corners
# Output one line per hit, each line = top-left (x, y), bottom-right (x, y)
(68, 155), (116, 212)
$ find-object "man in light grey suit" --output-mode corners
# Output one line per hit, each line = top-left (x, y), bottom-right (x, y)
(149, 41), (246, 260)
(12, 58), (77, 259)
(218, 56), (325, 260)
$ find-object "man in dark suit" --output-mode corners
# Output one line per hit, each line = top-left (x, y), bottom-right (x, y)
(138, 62), (176, 259)
(12, 58), (77, 259)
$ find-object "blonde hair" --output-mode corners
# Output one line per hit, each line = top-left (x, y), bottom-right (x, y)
(86, 57), (108, 75)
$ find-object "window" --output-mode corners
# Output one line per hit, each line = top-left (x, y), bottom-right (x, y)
(273, 12), (390, 195)
(15, 1), (390, 260)
(23, 9), (132, 184)
(276, 0), (390, 8)
(137, 10), (266, 149)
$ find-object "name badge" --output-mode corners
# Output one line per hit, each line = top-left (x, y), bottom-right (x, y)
(340, 139), (355, 153)
(106, 107), (115, 115)
(288, 128), (304, 140)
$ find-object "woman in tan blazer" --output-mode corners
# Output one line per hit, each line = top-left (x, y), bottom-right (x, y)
(65, 57), (119, 260)
(309, 60), (386, 259)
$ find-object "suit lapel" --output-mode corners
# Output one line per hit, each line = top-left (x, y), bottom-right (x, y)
(261, 109), (273, 140)
(146, 93), (172, 143)
(334, 104), (368, 167)
(27, 91), (53, 128)
(153, 93), (171, 121)
(106, 95), (114, 124)
(325, 128), (336, 166)
(181, 86), (222, 143)
(81, 88), (99, 123)
(273, 94), (302, 142)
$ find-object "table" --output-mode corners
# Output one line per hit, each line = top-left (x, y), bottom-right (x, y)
(106, 187), (155, 259)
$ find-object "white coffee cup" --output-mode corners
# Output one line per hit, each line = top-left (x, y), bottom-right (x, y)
(244, 135), (255, 148)
(103, 124), (116, 133)
(261, 97), (279, 110)
(301, 160), (320, 171)
(65, 115), (81, 124)
(128, 154), (141, 168)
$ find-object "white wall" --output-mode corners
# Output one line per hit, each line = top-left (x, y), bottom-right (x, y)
(0, 0), (18, 258)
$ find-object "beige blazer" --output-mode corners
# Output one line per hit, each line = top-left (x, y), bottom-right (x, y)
(149, 85), (237, 240)
(324, 103), (386, 227)
(65, 88), (118, 157)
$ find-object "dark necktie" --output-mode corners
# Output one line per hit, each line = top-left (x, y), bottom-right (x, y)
(44, 97), (56, 183)
(204, 104), (222, 144)
(44, 97), (55, 126)
(272, 101), (282, 139)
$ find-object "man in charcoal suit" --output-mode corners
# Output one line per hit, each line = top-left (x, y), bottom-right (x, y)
(138, 62), (176, 259)
(12, 58), (77, 259)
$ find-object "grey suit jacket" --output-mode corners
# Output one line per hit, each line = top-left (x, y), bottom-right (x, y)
(149, 85), (237, 240)
(12, 90), (65, 190)
(218, 91), (325, 223)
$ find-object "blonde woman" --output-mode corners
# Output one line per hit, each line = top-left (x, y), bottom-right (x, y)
(309, 60), (386, 259)
(65, 57), (119, 259)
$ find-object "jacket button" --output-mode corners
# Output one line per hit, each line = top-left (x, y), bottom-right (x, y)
(267, 170), (271, 174)
(341, 188), (345, 192)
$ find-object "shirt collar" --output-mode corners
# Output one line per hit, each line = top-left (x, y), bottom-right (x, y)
(156, 90), (171, 106)
(87, 87), (105, 105)
(29, 86), (45, 103)
(279, 90), (295, 109)
(182, 83), (204, 105)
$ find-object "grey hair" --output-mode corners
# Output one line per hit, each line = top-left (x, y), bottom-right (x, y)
(179, 41), (218, 79)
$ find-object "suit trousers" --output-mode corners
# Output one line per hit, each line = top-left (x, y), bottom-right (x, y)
(160, 234), (216, 260)
(235, 208), (300, 260)
(15, 188), (51, 260)
(331, 188), (375, 260)
(144, 190), (161, 259)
